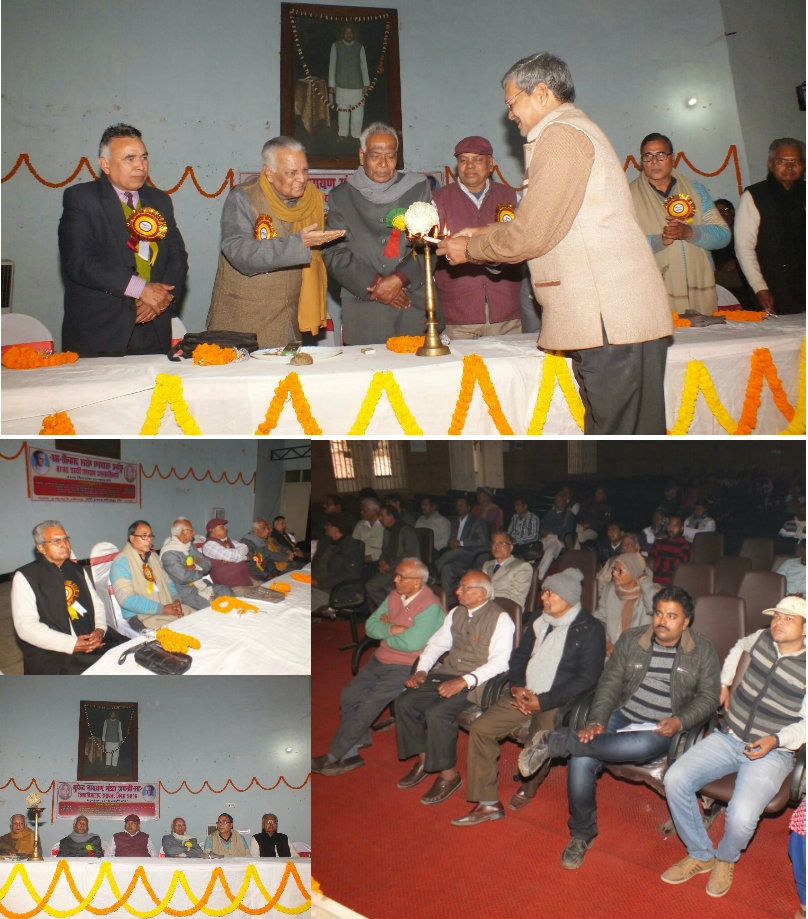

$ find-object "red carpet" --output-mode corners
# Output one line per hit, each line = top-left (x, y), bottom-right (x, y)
(313, 619), (799, 919)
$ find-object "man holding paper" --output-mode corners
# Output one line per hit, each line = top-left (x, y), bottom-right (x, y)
(517, 585), (720, 870)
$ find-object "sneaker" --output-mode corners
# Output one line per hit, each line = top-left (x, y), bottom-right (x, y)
(560, 838), (592, 870)
(661, 856), (715, 885)
(706, 860), (735, 898)
(517, 730), (551, 777)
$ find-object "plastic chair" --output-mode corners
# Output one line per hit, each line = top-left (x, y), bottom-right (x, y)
(692, 531), (724, 566)
(692, 594), (746, 663)
(672, 563), (716, 601)
(89, 541), (145, 640)
(1, 314), (54, 354)
(739, 537), (775, 571)
(170, 316), (187, 347)
(714, 556), (753, 596)
(737, 569), (786, 633)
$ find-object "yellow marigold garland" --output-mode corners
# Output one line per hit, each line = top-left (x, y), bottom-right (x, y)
(192, 343), (239, 365)
(2, 345), (79, 369)
(780, 339), (806, 435)
(347, 371), (423, 434)
(39, 411), (76, 434)
(254, 372), (322, 435)
(527, 353), (585, 434)
(385, 336), (425, 353)
(155, 628), (201, 655)
(447, 354), (514, 435)
(140, 374), (202, 435)
(669, 361), (737, 434)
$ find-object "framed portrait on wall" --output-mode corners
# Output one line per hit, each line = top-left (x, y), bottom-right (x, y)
(280, 3), (402, 169)
(77, 700), (138, 782)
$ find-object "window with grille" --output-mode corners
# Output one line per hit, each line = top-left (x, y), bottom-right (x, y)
(329, 441), (406, 492)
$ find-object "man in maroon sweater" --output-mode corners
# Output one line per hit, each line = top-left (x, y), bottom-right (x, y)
(649, 516), (692, 586)
(433, 136), (524, 339)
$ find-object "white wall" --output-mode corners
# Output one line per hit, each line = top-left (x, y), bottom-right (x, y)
(0, 439), (307, 573)
(0, 675), (310, 854)
(2, 0), (792, 347)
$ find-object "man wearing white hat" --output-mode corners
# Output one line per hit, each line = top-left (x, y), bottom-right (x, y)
(663, 595), (806, 898)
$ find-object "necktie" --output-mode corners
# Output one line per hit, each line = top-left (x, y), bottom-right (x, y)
(125, 192), (135, 210)
(493, 563), (500, 573)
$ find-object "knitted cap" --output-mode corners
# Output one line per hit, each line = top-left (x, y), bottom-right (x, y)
(615, 552), (645, 581)
(454, 136), (493, 157)
(542, 568), (583, 607)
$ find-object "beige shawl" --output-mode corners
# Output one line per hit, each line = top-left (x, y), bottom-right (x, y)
(120, 541), (175, 604)
(209, 830), (249, 858)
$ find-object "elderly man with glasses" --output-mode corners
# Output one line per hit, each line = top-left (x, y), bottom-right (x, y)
(110, 519), (188, 629)
(629, 132), (730, 316)
(11, 520), (123, 674)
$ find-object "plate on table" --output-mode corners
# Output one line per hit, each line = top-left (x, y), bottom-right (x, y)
(250, 346), (343, 363)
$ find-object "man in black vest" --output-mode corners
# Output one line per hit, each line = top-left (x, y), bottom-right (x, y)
(249, 814), (291, 858)
(59, 123), (188, 356)
(394, 571), (514, 806)
(11, 520), (123, 674)
(735, 137), (805, 315)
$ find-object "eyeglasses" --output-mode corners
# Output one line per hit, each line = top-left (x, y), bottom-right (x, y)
(491, 540), (510, 547)
(43, 536), (71, 546)
(132, 532), (155, 540)
(457, 584), (484, 592)
(641, 151), (672, 163)
(773, 157), (803, 166)
(393, 573), (419, 580)
(505, 88), (525, 112)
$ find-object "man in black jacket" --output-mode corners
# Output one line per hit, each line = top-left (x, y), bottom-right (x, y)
(450, 568), (605, 827)
(311, 513), (364, 610)
(518, 585), (720, 869)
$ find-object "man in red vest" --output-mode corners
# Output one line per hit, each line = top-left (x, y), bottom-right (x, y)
(108, 814), (156, 857)
(201, 518), (256, 593)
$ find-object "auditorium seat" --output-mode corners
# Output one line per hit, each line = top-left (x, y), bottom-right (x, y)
(739, 537), (775, 571)
(714, 556), (752, 596)
(554, 549), (597, 615)
(672, 563), (715, 600)
(692, 531), (724, 565)
(737, 569), (786, 634)
(692, 594), (746, 663)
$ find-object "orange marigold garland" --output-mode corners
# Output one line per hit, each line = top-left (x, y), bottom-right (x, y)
(781, 339), (806, 435)
(713, 309), (768, 322)
(255, 372), (322, 435)
(2, 345), (79, 369)
(290, 572), (312, 583)
(39, 411), (76, 434)
(734, 347), (796, 435)
(192, 343), (239, 365)
(448, 354), (514, 435)
(671, 313), (692, 328)
(386, 336), (425, 354)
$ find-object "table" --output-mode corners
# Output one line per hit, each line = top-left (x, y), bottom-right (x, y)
(2, 317), (804, 435)
(295, 77), (331, 134)
(83, 567), (311, 676)
(0, 857), (311, 917)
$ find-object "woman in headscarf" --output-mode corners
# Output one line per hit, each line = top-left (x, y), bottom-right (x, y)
(161, 816), (205, 857)
(57, 815), (104, 856)
(594, 553), (655, 656)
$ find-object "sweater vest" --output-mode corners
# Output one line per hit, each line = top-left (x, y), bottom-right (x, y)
(253, 831), (290, 857)
(441, 600), (501, 702)
(375, 586), (443, 666)
(112, 831), (150, 856)
(725, 630), (806, 743)
(333, 41), (364, 89)
(204, 538), (253, 588)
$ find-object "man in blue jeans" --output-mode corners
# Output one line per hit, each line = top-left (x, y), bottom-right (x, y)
(663, 595), (805, 898)
(518, 585), (720, 869)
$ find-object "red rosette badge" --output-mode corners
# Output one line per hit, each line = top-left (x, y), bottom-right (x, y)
(664, 194), (695, 223)
(143, 563), (155, 582)
(254, 214), (278, 239)
(127, 208), (168, 241)
(495, 203), (516, 223)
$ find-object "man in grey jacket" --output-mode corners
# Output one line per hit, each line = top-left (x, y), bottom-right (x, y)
(160, 519), (228, 610)
(518, 585), (720, 870)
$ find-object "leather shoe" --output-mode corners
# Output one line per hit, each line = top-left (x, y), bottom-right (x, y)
(507, 787), (535, 811)
(311, 754), (331, 773)
(320, 755), (365, 776)
(451, 802), (505, 826)
(397, 760), (428, 789)
(420, 773), (462, 805)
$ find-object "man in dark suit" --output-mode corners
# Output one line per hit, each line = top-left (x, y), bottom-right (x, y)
(435, 496), (491, 599)
(59, 123), (188, 357)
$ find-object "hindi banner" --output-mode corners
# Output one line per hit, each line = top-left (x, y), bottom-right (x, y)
(27, 447), (139, 503)
(54, 781), (159, 821)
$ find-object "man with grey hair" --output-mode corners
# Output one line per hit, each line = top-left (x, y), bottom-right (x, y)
(249, 813), (292, 857)
(11, 521), (121, 674)
(206, 136), (344, 346)
(394, 571), (514, 806)
(351, 497), (385, 568)
(313, 558), (444, 776)
(324, 122), (438, 344)
(161, 518), (228, 610)
(734, 137), (805, 315)
(59, 123), (188, 357)
(438, 52), (673, 434)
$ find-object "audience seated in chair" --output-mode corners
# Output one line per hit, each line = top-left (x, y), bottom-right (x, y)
(683, 503), (717, 543)
(473, 487), (503, 532)
(249, 813), (291, 857)
(311, 513), (364, 611)
(506, 496), (541, 558)
(108, 814), (156, 857)
(271, 515), (309, 565)
(161, 518), (229, 610)
(519, 585), (719, 870)
(204, 814), (250, 858)
(365, 505), (420, 608)
(778, 541), (806, 597)
(648, 516), (692, 586)
(435, 497), (490, 599)
(415, 497), (451, 556)
(0, 814), (35, 856)
(594, 553), (656, 656)
(481, 532), (533, 609)
(162, 816), (205, 857)
(538, 492), (578, 578)
(201, 518), (256, 593)
(57, 815), (104, 857)
(595, 532), (652, 596)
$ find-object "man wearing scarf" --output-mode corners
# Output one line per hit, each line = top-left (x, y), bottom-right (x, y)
(161, 518), (229, 610)
(630, 132), (730, 316)
(594, 552), (655, 656)
(735, 138), (806, 315)
(162, 817), (206, 858)
(11, 520), (121, 674)
(57, 815), (104, 857)
(206, 137), (344, 346)
(324, 122), (438, 345)
(110, 520), (190, 628)
(204, 814), (250, 858)
(0, 815), (35, 856)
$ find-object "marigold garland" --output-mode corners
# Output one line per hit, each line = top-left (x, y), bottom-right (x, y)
(669, 360), (738, 434)
(780, 339), (806, 435)
(39, 411), (76, 435)
(192, 343), (239, 366)
(139, 374), (202, 435)
(2, 345), (78, 369)
(290, 572), (312, 584)
(254, 372), (322, 435)
(211, 596), (260, 614)
(527, 353), (585, 434)
(671, 313), (692, 328)
(447, 354), (514, 435)
(155, 628), (201, 655)
(734, 347), (796, 435)
(713, 309), (767, 322)
(385, 336), (425, 354)
(347, 371), (423, 434)
(269, 582), (292, 594)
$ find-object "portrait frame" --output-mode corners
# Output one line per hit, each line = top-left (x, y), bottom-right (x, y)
(77, 700), (138, 782)
(280, 3), (402, 169)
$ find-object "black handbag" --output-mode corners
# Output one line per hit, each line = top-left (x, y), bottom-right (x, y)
(167, 330), (259, 361)
(118, 640), (193, 674)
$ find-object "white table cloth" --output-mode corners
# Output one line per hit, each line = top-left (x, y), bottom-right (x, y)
(0, 857), (311, 917)
(2, 317), (804, 435)
(83, 567), (311, 676)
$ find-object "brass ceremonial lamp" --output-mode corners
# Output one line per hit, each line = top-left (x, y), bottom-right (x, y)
(26, 793), (45, 861)
(411, 235), (450, 357)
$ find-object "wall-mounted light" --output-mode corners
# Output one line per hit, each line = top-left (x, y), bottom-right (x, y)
(686, 97), (698, 107)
